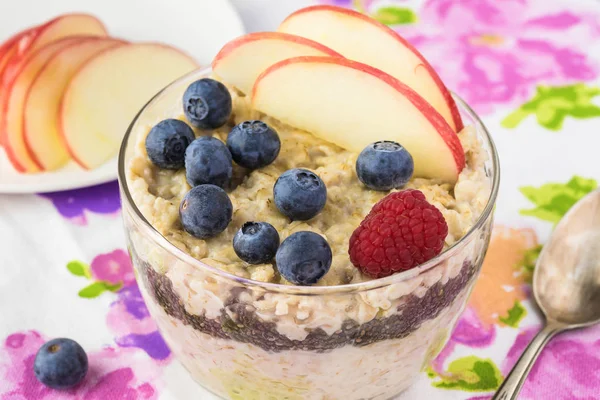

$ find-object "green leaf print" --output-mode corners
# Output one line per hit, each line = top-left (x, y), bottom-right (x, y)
(430, 356), (503, 391)
(502, 84), (600, 131)
(521, 244), (542, 282)
(78, 281), (122, 299)
(104, 282), (123, 292)
(519, 176), (597, 223)
(372, 6), (418, 25)
(499, 301), (527, 328)
(66, 260), (91, 279)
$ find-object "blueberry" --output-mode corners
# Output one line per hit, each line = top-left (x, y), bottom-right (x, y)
(356, 141), (414, 191)
(34, 338), (88, 389)
(226, 120), (281, 169)
(183, 78), (232, 129)
(185, 136), (233, 188)
(275, 231), (332, 285)
(273, 169), (327, 221)
(180, 184), (232, 239)
(145, 119), (195, 169)
(233, 222), (280, 264)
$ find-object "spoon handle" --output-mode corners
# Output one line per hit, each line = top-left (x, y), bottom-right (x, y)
(492, 321), (564, 400)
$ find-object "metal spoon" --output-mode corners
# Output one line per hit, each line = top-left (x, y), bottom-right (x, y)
(492, 190), (600, 400)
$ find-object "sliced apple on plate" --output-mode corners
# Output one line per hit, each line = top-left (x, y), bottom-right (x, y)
(0, 22), (48, 68)
(0, 37), (23, 76)
(24, 38), (125, 171)
(278, 5), (463, 133)
(0, 27), (42, 147)
(1, 14), (107, 83)
(0, 28), (38, 72)
(252, 56), (465, 183)
(60, 43), (198, 169)
(212, 32), (342, 94)
(22, 14), (107, 51)
(2, 37), (88, 173)
(0, 14), (108, 154)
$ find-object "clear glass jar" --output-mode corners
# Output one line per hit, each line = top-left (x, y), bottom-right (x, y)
(118, 67), (500, 400)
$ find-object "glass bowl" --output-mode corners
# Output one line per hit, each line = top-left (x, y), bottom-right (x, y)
(118, 67), (500, 400)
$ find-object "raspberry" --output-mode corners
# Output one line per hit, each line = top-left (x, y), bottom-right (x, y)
(349, 189), (448, 278)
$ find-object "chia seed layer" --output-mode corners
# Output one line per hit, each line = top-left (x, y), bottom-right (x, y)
(136, 249), (476, 352)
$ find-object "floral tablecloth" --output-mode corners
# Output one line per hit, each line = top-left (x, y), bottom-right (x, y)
(2, 0), (600, 399)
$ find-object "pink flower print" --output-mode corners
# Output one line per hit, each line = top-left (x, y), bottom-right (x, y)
(501, 325), (600, 399)
(320, 0), (600, 115)
(430, 307), (496, 376)
(66, 250), (171, 361)
(90, 250), (135, 286)
(394, 0), (600, 114)
(106, 285), (171, 361)
(449, 307), (496, 348)
(0, 331), (164, 400)
(81, 368), (155, 399)
(106, 295), (155, 338)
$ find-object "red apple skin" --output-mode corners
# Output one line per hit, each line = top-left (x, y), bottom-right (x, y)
(23, 38), (126, 170)
(0, 26), (44, 147)
(0, 30), (31, 62)
(213, 31), (344, 94)
(25, 14), (107, 52)
(0, 38), (21, 72)
(0, 14), (107, 159)
(213, 31), (343, 66)
(0, 14), (106, 89)
(252, 56), (465, 177)
(0, 27), (45, 88)
(0, 36), (18, 60)
(0, 23), (46, 64)
(0, 41), (20, 148)
(1, 37), (88, 172)
(280, 5), (464, 133)
(1, 14), (107, 88)
(0, 13), (107, 172)
(0, 14), (106, 91)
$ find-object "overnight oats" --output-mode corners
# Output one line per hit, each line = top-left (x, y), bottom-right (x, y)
(118, 5), (499, 400)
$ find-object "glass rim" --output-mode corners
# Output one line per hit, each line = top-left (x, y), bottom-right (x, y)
(118, 66), (500, 295)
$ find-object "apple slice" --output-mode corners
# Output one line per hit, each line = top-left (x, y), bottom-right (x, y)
(0, 14), (107, 154)
(0, 30), (34, 70)
(2, 37), (87, 173)
(60, 43), (198, 169)
(212, 32), (342, 94)
(252, 56), (465, 183)
(0, 23), (46, 66)
(0, 27), (43, 146)
(278, 5), (463, 132)
(24, 14), (107, 51)
(24, 38), (125, 171)
(0, 34), (18, 60)
(1, 14), (107, 84)
(0, 40), (21, 147)
(0, 37), (22, 76)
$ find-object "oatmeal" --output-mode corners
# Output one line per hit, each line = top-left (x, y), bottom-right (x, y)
(128, 83), (490, 286)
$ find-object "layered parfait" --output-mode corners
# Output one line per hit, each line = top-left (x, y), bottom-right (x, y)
(121, 5), (497, 400)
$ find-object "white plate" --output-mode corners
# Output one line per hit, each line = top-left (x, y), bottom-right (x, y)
(0, 0), (245, 194)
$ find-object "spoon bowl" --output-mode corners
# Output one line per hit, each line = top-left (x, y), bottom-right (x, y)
(534, 189), (600, 326)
